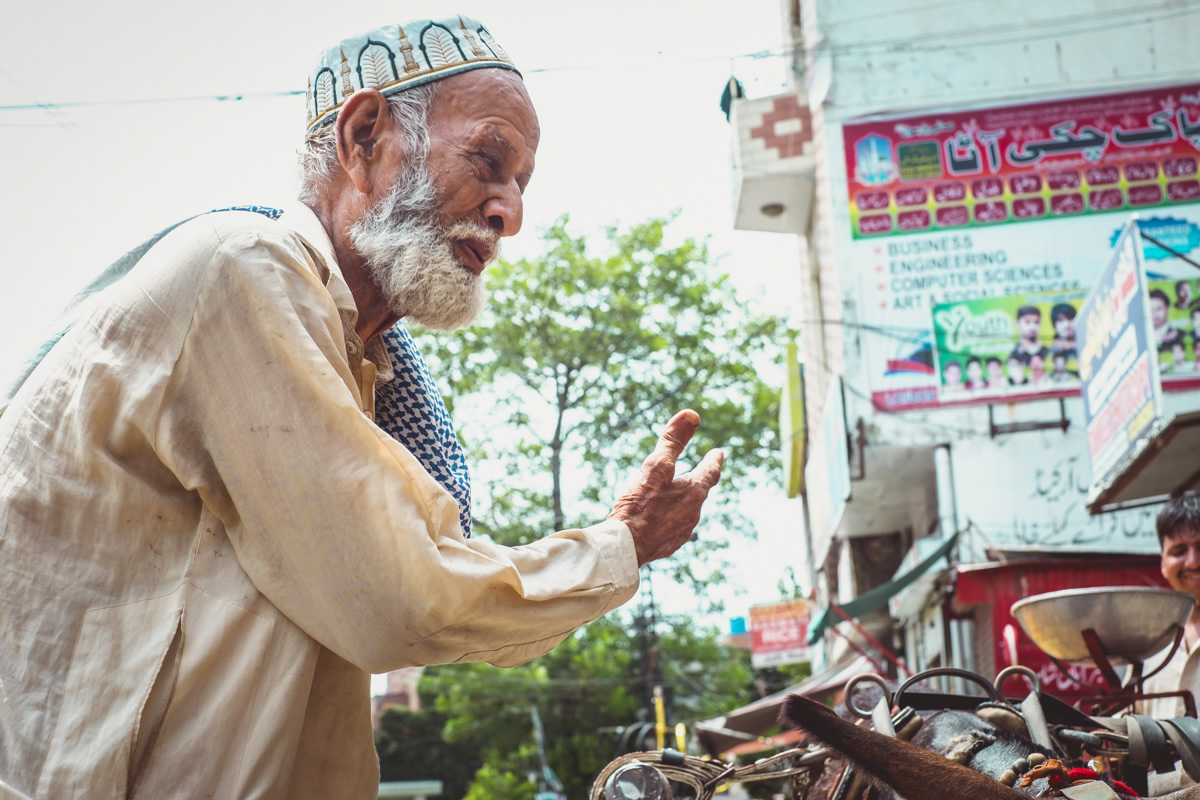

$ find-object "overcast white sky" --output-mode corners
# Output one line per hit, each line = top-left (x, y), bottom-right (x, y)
(1, 0), (808, 621)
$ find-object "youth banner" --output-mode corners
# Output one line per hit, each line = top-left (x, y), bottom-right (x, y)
(932, 291), (1086, 404)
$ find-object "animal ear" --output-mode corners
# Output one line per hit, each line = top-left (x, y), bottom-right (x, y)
(780, 694), (1030, 800)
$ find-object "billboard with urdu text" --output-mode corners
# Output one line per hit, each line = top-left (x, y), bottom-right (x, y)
(840, 84), (1200, 412)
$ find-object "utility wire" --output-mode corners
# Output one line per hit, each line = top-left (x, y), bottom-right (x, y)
(0, 89), (303, 113)
(2, 2), (1197, 114)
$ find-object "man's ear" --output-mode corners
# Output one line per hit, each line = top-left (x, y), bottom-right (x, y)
(335, 89), (395, 194)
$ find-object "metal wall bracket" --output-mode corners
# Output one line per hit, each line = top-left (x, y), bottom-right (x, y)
(988, 397), (1070, 438)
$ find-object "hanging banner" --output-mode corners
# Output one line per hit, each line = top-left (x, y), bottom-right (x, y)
(840, 84), (1200, 412)
(1077, 220), (1164, 489)
(932, 290), (1086, 404)
(780, 342), (807, 498)
(843, 83), (1200, 239)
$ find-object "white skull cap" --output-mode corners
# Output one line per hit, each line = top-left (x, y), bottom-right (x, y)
(305, 15), (519, 131)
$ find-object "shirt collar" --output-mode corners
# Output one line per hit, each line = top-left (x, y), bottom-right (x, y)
(278, 202), (355, 311)
(280, 202), (396, 384)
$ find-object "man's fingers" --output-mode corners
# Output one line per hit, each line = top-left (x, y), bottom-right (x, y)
(651, 409), (701, 465)
(690, 448), (725, 489)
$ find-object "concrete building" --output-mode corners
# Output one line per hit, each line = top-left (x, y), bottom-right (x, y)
(730, 0), (1200, 698)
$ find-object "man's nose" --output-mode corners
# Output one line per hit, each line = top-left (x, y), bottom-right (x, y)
(482, 182), (523, 237)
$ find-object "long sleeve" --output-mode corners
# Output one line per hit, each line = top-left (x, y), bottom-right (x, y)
(153, 216), (640, 673)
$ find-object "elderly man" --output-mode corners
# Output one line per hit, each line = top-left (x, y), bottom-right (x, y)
(0, 17), (722, 800)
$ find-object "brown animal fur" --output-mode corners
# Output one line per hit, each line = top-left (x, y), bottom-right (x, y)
(781, 694), (1200, 799)
(780, 694), (1039, 800)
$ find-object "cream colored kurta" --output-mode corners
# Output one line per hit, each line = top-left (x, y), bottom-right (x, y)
(1137, 635), (1200, 793)
(0, 205), (639, 799)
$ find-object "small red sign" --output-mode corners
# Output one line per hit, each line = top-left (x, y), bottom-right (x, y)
(749, 600), (811, 668)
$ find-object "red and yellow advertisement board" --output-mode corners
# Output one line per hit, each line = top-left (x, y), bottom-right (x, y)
(844, 84), (1200, 238)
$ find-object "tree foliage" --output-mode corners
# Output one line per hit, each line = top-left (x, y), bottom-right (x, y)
(375, 706), (479, 799)
(418, 214), (787, 588)
(411, 614), (754, 800)
(392, 215), (791, 796)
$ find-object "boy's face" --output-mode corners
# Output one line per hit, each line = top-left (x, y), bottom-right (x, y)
(1152, 297), (1168, 328)
(1017, 313), (1040, 341)
(1162, 527), (1200, 602)
(1054, 316), (1074, 339)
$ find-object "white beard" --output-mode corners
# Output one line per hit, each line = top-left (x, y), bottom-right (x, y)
(349, 158), (495, 331)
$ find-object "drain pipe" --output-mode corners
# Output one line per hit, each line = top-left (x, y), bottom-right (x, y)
(934, 444), (961, 689)
(934, 444), (960, 557)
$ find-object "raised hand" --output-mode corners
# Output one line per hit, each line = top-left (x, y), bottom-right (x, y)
(607, 409), (725, 566)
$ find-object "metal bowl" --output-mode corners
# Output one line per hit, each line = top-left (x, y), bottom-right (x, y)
(1011, 587), (1195, 666)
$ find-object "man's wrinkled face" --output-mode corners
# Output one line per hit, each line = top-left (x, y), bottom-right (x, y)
(350, 151), (489, 330)
(350, 70), (539, 330)
(1162, 527), (1200, 602)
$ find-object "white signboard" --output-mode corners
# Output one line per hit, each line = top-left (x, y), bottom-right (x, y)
(952, 414), (1160, 557)
(857, 211), (1200, 412)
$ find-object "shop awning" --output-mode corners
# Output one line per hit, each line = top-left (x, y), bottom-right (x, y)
(693, 655), (873, 756)
(1088, 410), (1200, 513)
(806, 531), (959, 644)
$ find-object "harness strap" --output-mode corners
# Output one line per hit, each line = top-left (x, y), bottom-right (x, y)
(1129, 715), (1176, 774)
(1162, 717), (1200, 782)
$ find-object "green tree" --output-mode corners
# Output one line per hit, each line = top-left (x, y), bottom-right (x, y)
(375, 706), (479, 799)
(418, 214), (787, 589)
(461, 764), (537, 800)
(418, 614), (754, 800)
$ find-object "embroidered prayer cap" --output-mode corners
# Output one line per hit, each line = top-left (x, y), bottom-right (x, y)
(305, 15), (519, 132)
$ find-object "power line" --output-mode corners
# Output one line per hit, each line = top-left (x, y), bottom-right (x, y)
(3, 2), (1197, 115)
(0, 89), (304, 113)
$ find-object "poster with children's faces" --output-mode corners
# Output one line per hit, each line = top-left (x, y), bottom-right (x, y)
(1147, 277), (1200, 378)
(932, 291), (1087, 403)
